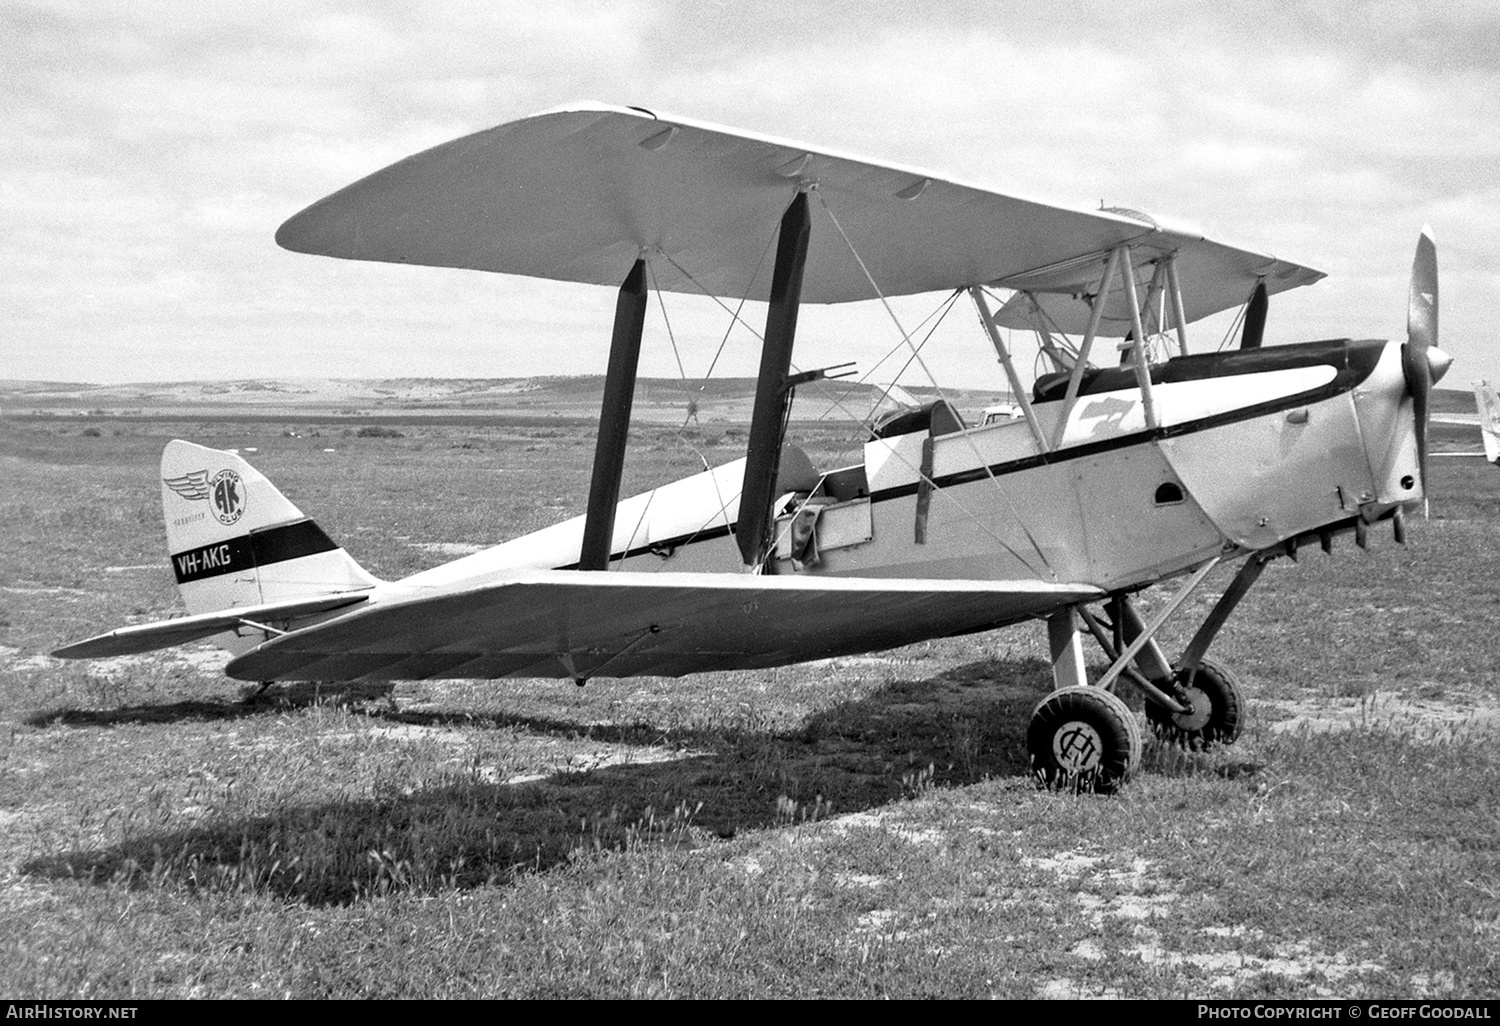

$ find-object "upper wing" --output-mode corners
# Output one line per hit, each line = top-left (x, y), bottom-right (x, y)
(275, 102), (1322, 333)
(224, 570), (1101, 682)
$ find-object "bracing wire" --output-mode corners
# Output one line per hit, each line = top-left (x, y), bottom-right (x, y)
(1218, 299), (1249, 352)
(1022, 289), (1089, 369)
(815, 191), (1055, 576)
(660, 241), (881, 439)
(647, 260), (698, 422)
(673, 220), (781, 417)
(657, 239), (1050, 576)
(644, 193), (1060, 577)
(820, 288), (963, 415)
(789, 371), (1050, 576)
(639, 256), (734, 557)
(820, 289), (964, 423)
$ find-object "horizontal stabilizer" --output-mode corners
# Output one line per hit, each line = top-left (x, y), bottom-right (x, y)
(52, 593), (371, 660)
(225, 570), (1102, 682)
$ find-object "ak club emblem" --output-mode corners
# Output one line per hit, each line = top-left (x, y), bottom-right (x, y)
(162, 468), (247, 526)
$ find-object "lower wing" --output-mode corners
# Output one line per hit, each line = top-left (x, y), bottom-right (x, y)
(224, 570), (1102, 682)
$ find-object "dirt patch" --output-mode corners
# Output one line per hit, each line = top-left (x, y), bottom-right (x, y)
(1, 585), (91, 597)
(409, 542), (488, 556)
(499, 743), (705, 786)
(1026, 848), (1383, 997)
(1264, 693), (1500, 737)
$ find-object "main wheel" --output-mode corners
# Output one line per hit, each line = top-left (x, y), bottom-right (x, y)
(1028, 686), (1142, 794)
(1146, 658), (1244, 750)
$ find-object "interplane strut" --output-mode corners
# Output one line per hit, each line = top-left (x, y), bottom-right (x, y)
(736, 191), (812, 568)
(579, 257), (649, 570)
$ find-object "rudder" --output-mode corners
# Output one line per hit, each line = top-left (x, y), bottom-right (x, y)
(161, 440), (380, 622)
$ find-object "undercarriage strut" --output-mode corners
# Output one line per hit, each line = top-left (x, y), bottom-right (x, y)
(1046, 550), (1279, 714)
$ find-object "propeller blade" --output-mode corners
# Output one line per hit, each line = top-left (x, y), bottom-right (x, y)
(1400, 226), (1445, 500)
(1241, 280), (1268, 349)
(1408, 226), (1438, 350)
(1406, 349), (1430, 490)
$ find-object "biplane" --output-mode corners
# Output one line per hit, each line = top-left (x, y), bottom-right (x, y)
(55, 102), (1452, 792)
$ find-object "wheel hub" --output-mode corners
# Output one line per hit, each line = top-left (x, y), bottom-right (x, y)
(1170, 685), (1212, 731)
(1051, 720), (1103, 772)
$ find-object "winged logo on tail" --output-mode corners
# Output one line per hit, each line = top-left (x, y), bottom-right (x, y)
(163, 470), (211, 501)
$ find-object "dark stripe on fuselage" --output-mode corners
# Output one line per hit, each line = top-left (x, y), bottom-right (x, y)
(1031, 337), (1377, 402)
(558, 338), (1385, 569)
(171, 519), (339, 584)
(871, 337), (1383, 500)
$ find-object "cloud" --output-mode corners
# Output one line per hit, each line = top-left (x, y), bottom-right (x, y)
(3, 0), (1497, 385)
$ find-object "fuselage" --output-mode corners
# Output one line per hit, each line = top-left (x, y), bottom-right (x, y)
(385, 337), (1418, 603)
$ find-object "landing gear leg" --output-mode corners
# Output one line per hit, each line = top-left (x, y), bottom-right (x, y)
(1027, 552), (1270, 789)
(1139, 553), (1273, 749)
(1029, 609), (1141, 793)
(1108, 553), (1271, 750)
(1047, 607), (1087, 691)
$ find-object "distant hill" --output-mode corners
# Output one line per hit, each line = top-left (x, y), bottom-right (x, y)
(0, 376), (1015, 425)
(3, 376), (1475, 423)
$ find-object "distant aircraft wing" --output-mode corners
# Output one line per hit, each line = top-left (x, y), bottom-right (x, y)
(276, 102), (1322, 334)
(1475, 380), (1500, 464)
(224, 570), (1101, 682)
(1430, 383), (1500, 465)
(52, 593), (371, 659)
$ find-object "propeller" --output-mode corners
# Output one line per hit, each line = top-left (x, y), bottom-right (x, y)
(1400, 226), (1453, 498)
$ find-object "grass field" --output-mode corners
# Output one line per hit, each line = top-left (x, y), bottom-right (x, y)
(1, 412), (1497, 998)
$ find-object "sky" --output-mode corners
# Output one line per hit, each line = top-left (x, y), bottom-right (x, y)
(4, 0), (1498, 391)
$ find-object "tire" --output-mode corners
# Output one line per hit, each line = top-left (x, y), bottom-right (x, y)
(1146, 658), (1245, 750)
(1028, 686), (1142, 794)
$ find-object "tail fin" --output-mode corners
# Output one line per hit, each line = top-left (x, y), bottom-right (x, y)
(161, 440), (380, 619)
(1474, 381), (1500, 465)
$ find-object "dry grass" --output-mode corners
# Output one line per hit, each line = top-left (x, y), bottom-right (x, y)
(1, 414), (1497, 998)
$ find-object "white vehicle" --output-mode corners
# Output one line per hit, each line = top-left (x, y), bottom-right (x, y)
(981, 403), (1024, 425)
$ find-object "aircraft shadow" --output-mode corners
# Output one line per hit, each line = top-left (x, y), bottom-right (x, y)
(22, 681), (400, 728)
(20, 656), (1244, 905)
